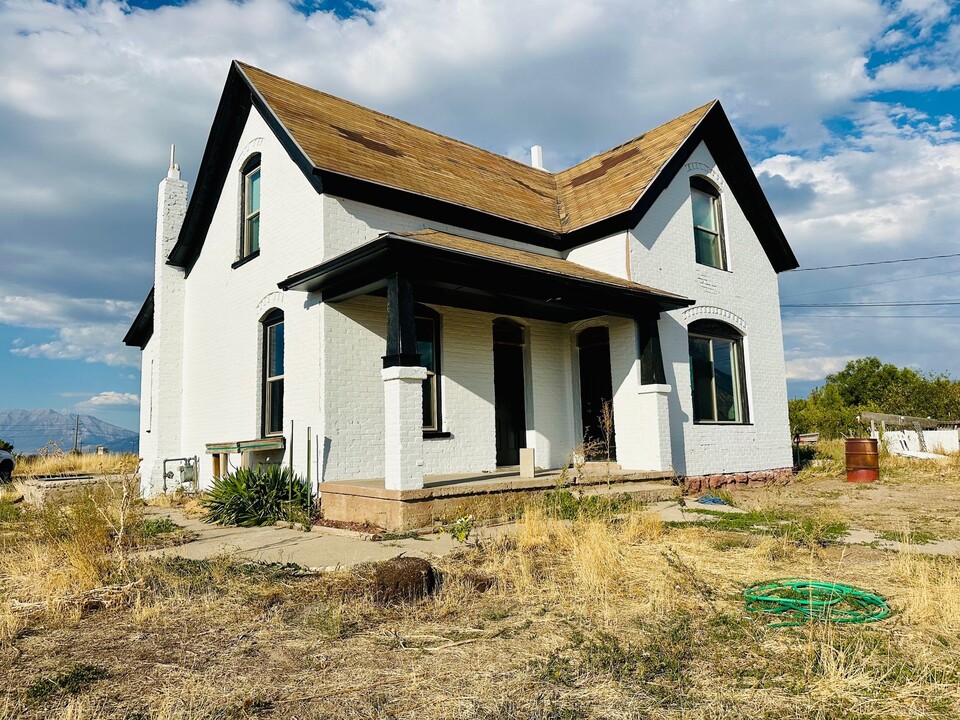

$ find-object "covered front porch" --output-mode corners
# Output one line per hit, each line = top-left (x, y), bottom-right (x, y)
(279, 229), (692, 527)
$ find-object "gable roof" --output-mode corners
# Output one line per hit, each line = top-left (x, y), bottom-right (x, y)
(167, 61), (797, 273)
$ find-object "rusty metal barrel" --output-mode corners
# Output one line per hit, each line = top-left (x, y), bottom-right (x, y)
(845, 438), (879, 483)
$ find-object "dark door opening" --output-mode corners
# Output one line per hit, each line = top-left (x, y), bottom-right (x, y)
(493, 320), (527, 467)
(577, 326), (616, 461)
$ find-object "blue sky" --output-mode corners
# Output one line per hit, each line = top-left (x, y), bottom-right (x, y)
(0, 0), (959, 435)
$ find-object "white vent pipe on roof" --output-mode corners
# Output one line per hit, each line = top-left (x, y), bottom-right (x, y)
(531, 145), (544, 170)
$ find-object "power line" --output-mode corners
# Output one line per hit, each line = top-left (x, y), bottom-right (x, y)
(782, 314), (960, 319)
(782, 300), (960, 307)
(781, 269), (960, 298)
(788, 252), (960, 272)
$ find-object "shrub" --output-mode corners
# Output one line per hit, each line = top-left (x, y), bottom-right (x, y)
(202, 466), (312, 527)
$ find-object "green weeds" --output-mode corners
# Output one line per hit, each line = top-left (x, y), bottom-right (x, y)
(27, 664), (108, 701)
(539, 489), (644, 521)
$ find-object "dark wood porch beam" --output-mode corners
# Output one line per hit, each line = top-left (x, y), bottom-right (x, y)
(383, 274), (421, 368)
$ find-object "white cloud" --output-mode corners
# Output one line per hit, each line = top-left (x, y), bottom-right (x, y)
(0, 0), (958, 387)
(1, 291), (140, 366)
(0, 293), (139, 329)
(785, 355), (859, 381)
(11, 324), (140, 367)
(76, 391), (140, 408)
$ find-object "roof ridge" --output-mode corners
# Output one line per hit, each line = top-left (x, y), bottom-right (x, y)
(236, 60), (554, 179)
(556, 100), (717, 178)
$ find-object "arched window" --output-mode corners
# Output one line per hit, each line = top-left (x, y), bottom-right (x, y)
(690, 176), (725, 270)
(262, 309), (284, 436)
(240, 153), (261, 260)
(416, 305), (441, 431)
(688, 319), (747, 423)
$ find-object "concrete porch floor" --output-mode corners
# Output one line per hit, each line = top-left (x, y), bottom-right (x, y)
(318, 465), (680, 530)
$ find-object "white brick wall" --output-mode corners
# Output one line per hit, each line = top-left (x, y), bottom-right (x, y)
(320, 295), (576, 481)
(172, 108), (325, 487)
(630, 143), (792, 475)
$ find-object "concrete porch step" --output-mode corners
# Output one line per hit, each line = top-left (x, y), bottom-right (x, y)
(571, 481), (682, 504)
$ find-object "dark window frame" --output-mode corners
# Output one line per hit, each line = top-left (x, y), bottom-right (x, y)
(690, 175), (727, 270)
(261, 308), (284, 437)
(688, 319), (749, 424)
(239, 153), (261, 262)
(416, 305), (442, 432)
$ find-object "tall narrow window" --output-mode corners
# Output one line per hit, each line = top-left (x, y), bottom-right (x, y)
(688, 320), (748, 423)
(690, 176), (725, 269)
(262, 309), (284, 436)
(416, 307), (441, 431)
(241, 154), (261, 260)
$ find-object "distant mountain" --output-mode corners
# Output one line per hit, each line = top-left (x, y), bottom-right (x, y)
(0, 409), (138, 455)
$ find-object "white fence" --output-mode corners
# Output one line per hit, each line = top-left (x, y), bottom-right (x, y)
(878, 429), (960, 455)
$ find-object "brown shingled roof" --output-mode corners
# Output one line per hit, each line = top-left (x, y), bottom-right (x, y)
(166, 61), (796, 274)
(238, 62), (710, 235)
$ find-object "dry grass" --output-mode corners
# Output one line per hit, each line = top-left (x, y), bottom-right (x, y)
(13, 452), (140, 479)
(1, 467), (959, 719)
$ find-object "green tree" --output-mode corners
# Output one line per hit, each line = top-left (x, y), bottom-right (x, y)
(0, 438), (12, 453)
(794, 357), (960, 437)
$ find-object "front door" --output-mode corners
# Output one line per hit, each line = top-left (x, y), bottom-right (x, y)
(494, 320), (527, 466)
(577, 326), (616, 461)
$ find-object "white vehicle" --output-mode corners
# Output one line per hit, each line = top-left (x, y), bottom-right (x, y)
(0, 450), (14, 483)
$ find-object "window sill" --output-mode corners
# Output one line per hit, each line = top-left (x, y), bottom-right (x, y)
(695, 262), (732, 273)
(638, 383), (672, 395)
(232, 250), (260, 269)
(423, 431), (452, 440)
(693, 421), (753, 426)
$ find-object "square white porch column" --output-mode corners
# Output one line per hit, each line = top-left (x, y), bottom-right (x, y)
(382, 365), (428, 490)
(636, 384), (673, 471)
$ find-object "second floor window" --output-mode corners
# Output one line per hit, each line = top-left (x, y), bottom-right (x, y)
(241, 154), (261, 259)
(690, 176), (725, 270)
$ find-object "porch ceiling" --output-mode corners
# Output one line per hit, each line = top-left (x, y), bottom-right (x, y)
(278, 230), (693, 322)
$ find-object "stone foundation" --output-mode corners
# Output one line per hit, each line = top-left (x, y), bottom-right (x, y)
(319, 469), (678, 531)
(15, 474), (134, 505)
(682, 467), (793, 494)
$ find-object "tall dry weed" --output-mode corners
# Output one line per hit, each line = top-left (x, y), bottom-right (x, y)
(14, 451), (139, 479)
(890, 551), (960, 636)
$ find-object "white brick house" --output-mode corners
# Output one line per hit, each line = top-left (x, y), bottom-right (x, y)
(125, 62), (798, 523)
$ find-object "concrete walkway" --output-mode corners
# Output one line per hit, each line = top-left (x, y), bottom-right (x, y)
(140, 500), (959, 571)
(140, 507), (471, 570)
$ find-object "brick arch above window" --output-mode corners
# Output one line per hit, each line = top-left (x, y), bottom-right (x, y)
(236, 137), (265, 166)
(681, 305), (747, 335)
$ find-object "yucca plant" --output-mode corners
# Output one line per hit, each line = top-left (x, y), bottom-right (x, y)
(202, 465), (311, 527)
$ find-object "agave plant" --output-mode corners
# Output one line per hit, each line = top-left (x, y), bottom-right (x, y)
(202, 465), (311, 527)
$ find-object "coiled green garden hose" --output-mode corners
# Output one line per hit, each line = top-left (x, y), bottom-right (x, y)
(744, 579), (890, 626)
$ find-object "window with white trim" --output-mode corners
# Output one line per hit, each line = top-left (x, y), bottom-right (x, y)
(690, 176), (726, 270)
(688, 319), (748, 423)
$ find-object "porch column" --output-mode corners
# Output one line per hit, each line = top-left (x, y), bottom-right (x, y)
(635, 311), (672, 471)
(382, 365), (428, 490)
(382, 274), (426, 490)
(636, 384), (673, 471)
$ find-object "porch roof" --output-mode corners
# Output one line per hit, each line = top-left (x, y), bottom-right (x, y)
(278, 230), (693, 322)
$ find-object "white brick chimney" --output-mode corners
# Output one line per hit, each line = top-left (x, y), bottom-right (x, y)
(140, 146), (188, 496)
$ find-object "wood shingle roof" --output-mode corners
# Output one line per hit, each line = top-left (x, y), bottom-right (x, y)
(240, 62), (711, 235)
(165, 61), (796, 274)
